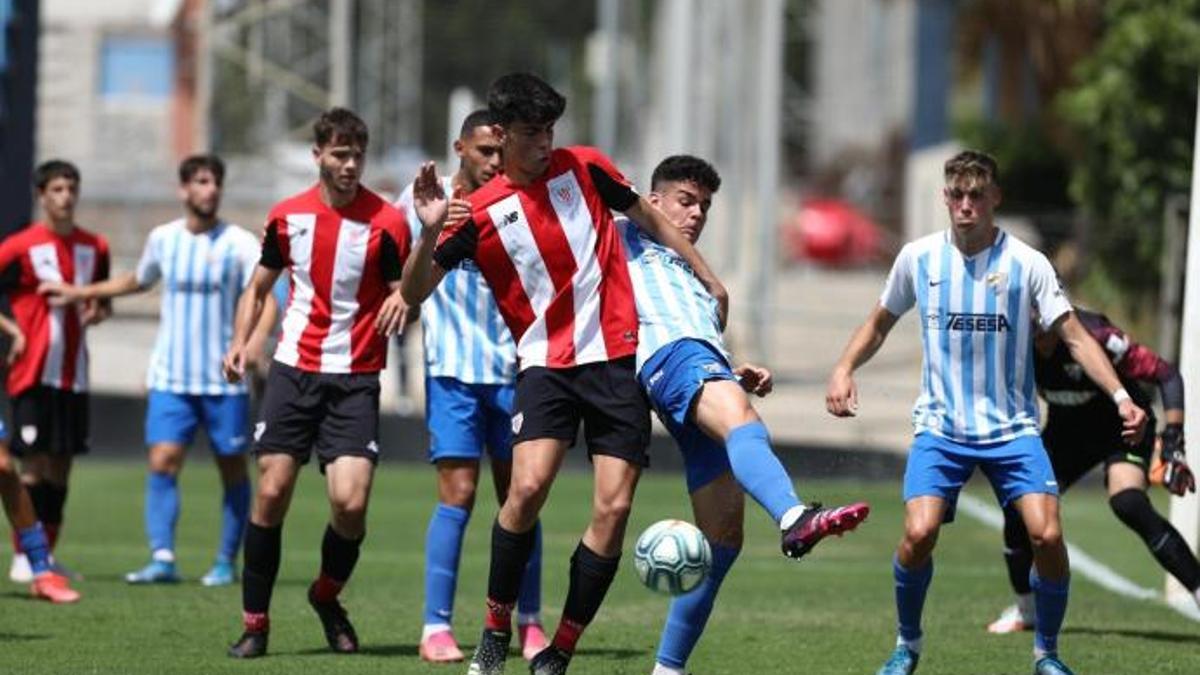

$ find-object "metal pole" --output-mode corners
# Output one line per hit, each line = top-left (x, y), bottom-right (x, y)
(593, 0), (619, 154)
(195, 0), (213, 151)
(751, 0), (783, 364)
(1158, 194), (1188, 365)
(329, 0), (353, 108)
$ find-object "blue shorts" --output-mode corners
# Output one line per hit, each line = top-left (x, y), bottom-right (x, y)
(145, 391), (250, 456)
(903, 431), (1058, 523)
(640, 339), (736, 493)
(425, 376), (514, 463)
(0, 418), (7, 442)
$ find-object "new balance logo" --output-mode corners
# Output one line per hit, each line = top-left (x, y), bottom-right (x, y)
(501, 211), (520, 227)
(941, 313), (1011, 332)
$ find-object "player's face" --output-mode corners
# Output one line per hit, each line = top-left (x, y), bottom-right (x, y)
(501, 121), (554, 178)
(457, 125), (503, 191)
(649, 180), (713, 244)
(943, 177), (1000, 234)
(180, 169), (222, 220)
(314, 139), (365, 195)
(39, 176), (79, 223)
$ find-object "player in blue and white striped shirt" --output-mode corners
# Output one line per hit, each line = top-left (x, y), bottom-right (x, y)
(44, 155), (276, 587)
(622, 155), (870, 675)
(395, 110), (544, 663)
(826, 150), (1148, 675)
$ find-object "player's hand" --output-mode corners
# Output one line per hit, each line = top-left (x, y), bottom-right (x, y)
(222, 343), (248, 384)
(1118, 399), (1148, 444)
(447, 196), (472, 226)
(1160, 424), (1195, 496)
(376, 289), (409, 337)
(37, 280), (83, 306)
(79, 299), (110, 326)
(412, 161), (449, 230)
(825, 366), (858, 417)
(5, 328), (25, 366)
(735, 363), (773, 397)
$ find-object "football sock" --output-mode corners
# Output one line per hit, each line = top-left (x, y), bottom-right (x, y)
(1030, 571), (1069, 656)
(655, 543), (740, 669)
(517, 521), (543, 618)
(145, 472), (179, 558)
(242, 522), (282, 618)
(724, 422), (801, 525)
(894, 555), (933, 646)
(312, 523), (363, 602)
(1109, 488), (1200, 591)
(1001, 505), (1034, 595)
(552, 541), (620, 655)
(17, 523), (51, 575)
(484, 519), (537, 631)
(424, 502), (470, 626)
(42, 483), (67, 550)
(218, 478), (251, 563)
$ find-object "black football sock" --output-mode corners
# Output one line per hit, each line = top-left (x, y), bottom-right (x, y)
(484, 519), (537, 631)
(552, 541), (620, 654)
(242, 523), (283, 625)
(1110, 489), (1200, 591)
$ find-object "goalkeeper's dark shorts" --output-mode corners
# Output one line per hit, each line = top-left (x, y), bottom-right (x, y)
(1043, 404), (1156, 491)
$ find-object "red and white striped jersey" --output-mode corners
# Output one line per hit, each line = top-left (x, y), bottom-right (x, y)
(0, 223), (111, 396)
(433, 146), (640, 370)
(261, 185), (410, 374)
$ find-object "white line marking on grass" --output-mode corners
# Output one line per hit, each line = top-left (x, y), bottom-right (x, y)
(957, 493), (1199, 621)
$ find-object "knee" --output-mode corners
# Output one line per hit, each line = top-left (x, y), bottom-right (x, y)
(330, 492), (368, 524)
(592, 494), (634, 531)
(505, 476), (548, 515)
(256, 477), (290, 507)
(0, 450), (15, 479)
(903, 519), (940, 552)
(440, 478), (477, 511)
(1027, 521), (1063, 551)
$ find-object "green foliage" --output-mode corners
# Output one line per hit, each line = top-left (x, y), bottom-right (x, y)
(953, 116), (1073, 214)
(1057, 0), (1200, 309)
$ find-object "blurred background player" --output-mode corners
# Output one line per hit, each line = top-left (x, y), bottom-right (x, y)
(40, 154), (276, 587)
(825, 150), (1147, 675)
(396, 109), (546, 663)
(986, 306), (1199, 633)
(2, 160), (111, 583)
(221, 108), (411, 658)
(619, 154), (870, 675)
(0, 312), (79, 602)
(402, 72), (727, 675)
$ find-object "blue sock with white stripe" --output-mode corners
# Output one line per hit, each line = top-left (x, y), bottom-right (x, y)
(424, 503), (470, 627)
(219, 478), (251, 563)
(144, 472), (179, 557)
(724, 422), (801, 525)
(894, 555), (933, 648)
(18, 523), (52, 575)
(517, 521), (543, 620)
(1031, 571), (1069, 656)
(655, 543), (740, 669)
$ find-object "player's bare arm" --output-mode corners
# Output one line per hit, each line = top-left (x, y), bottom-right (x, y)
(400, 162), (452, 306)
(625, 197), (729, 328)
(826, 304), (900, 417)
(0, 312), (25, 366)
(38, 271), (142, 306)
(243, 292), (278, 370)
(223, 265), (281, 383)
(1051, 311), (1148, 442)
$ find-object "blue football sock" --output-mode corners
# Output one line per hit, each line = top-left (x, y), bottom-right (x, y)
(894, 556), (933, 644)
(18, 523), (52, 575)
(424, 503), (470, 626)
(1031, 571), (1070, 655)
(655, 543), (740, 669)
(219, 478), (251, 563)
(725, 422), (801, 524)
(144, 472), (180, 556)
(517, 521), (542, 618)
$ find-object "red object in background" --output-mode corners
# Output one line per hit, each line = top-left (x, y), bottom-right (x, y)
(782, 199), (884, 266)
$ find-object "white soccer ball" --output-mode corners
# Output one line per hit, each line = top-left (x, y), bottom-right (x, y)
(632, 519), (712, 596)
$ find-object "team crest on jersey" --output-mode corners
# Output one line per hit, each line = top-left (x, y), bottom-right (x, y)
(511, 412), (524, 435)
(20, 425), (37, 446)
(547, 172), (582, 211)
(253, 421), (266, 442)
(985, 272), (1008, 293)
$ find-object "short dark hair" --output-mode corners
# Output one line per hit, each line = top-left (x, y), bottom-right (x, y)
(459, 109), (495, 138)
(313, 107), (369, 149)
(178, 154), (226, 186)
(34, 159), (80, 191)
(944, 150), (999, 186)
(651, 155), (722, 194)
(487, 73), (566, 126)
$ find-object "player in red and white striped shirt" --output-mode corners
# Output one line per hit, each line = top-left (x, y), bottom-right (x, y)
(221, 108), (411, 659)
(0, 160), (111, 583)
(402, 73), (727, 674)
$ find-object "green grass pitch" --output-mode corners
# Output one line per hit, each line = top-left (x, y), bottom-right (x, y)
(3, 459), (1199, 673)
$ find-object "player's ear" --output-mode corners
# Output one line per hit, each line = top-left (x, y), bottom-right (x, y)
(453, 138), (465, 158)
(990, 185), (1002, 209)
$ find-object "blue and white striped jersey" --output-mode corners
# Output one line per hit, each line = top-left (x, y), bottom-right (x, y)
(397, 180), (516, 384)
(616, 217), (728, 373)
(136, 219), (260, 395)
(880, 229), (1071, 445)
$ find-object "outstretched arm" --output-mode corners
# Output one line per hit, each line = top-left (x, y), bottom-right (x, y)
(826, 305), (899, 417)
(39, 272), (143, 305)
(1051, 311), (1147, 443)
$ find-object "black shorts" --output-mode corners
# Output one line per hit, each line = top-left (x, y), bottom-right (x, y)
(1043, 405), (1155, 490)
(511, 356), (650, 467)
(9, 386), (90, 457)
(253, 361), (382, 471)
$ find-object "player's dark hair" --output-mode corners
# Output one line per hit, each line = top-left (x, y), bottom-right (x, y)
(487, 73), (566, 126)
(651, 155), (722, 194)
(944, 150), (999, 186)
(34, 159), (80, 191)
(178, 154), (226, 186)
(459, 109), (495, 138)
(313, 107), (369, 149)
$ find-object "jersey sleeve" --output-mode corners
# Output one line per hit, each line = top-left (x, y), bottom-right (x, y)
(95, 236), (111, 282)
(432, 219), (479, 271)
(879, 244), (916, 317)
(575, 147), (639, 212)
(379, 229), (405, 283)
(260, 217), (287, 270)
(0, 235), (23, 293)
(134, 229), (163, 288)
(1029, 254), (1070, 330)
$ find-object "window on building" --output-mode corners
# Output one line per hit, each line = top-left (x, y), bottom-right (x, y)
(99, 36), (173, 100)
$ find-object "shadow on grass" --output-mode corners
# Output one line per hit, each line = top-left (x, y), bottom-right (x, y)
(0, 632), (50, 642)
(1064, 625), (1200, 645)
(288, 643), (642, 660)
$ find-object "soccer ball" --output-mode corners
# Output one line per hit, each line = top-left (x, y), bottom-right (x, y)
(633, 519), (712, 596)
